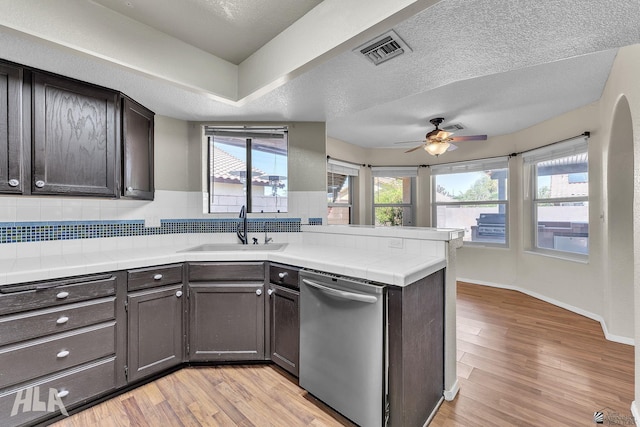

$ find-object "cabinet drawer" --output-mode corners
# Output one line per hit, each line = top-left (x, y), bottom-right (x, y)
(188, 262), (265, 282)
(0, 275), (116, 316)
(0, 357), (116, 427)
(127, 264), (183, 291)
(0, 322), (115, 390)
(269, 263), (300, 289)
(0, 297), (115, 346)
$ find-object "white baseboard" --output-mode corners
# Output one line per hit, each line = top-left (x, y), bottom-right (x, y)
(423, 397), (444, 427)
(631, 401), (639, 423)
(457, 278), (635, 346)
(443, 379), (459, 401)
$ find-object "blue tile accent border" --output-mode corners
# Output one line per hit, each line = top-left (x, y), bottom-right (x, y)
(0, 218), (321, 244)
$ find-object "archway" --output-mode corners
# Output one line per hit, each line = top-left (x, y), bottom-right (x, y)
(606, 95), (634, 339)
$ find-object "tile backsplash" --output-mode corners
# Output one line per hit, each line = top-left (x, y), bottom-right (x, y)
(0, 190), (326, 257)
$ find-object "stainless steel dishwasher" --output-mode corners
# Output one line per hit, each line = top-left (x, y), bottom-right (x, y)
(299, 269), (386, 427)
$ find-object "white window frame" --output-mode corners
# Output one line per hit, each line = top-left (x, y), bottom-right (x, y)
(372, 166), (417, 227)
(523, 135), (589, 259)
(431, 157), (510, 247)
(327, 159), (359, 224)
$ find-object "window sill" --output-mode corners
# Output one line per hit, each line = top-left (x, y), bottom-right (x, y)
(523, 249), (589, 264)
(462, 242), (509, 250)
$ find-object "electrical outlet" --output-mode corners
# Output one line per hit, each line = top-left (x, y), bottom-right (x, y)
(388, 238), (403, 249)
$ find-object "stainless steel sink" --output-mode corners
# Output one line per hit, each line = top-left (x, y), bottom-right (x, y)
(179, 243), (288, 252)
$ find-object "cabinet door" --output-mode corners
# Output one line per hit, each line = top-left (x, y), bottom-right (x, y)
(32, 72), (118, 196)
(127, 284), (184, 383)
(189, 283), (264, 362)
(269, 284), (299, 376)
(0, 62), (23, 193)
(122, 96), (154, 200)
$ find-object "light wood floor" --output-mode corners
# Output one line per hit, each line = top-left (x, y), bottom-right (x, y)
(51, 282), (634, 427)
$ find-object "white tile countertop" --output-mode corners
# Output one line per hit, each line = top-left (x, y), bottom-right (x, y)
(0, 226), (463, 287)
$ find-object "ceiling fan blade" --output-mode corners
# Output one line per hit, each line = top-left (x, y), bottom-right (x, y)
(404, 145), (424, 153)
(393, 140), (425, 145)
(450, 134), (487, 142)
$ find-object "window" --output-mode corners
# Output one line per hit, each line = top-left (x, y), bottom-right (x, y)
(523, 136), (589, 256)
(206, 127), (288, 213)
(372, 167), (416, 226)
(432, 157), (509, 245)
(327, 159), (359, 225)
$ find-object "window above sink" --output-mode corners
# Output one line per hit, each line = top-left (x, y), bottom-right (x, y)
(206, 126), (288, 214)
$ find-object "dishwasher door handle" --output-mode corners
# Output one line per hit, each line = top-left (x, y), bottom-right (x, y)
(302, 279), (378, 304)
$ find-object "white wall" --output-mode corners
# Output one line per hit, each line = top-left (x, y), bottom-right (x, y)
(592, 44), (640, 408)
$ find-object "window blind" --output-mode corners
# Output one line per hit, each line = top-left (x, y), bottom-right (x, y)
(430, 156), (509, 175)
(371, 166), (418, 177)
(522, 135), (588, 164)
(327, 158), (360, 176)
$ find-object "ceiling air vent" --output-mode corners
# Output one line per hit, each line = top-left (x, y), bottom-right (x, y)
(355, 30), (411, 66)
(442, 123), (464, 132)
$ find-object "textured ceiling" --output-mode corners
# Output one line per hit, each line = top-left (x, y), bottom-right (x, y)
(1, 0), (640, 150)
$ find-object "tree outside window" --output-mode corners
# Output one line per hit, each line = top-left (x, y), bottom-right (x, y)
(372, 167), (416, 227)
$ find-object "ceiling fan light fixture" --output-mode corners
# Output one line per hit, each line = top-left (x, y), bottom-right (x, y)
(436, 130), (451, 140)
(424, 141), (450, 156)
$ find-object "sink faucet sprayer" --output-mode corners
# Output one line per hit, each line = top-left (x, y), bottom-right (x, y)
(262, 209), (280, 245)
(264, 220), (273, 245)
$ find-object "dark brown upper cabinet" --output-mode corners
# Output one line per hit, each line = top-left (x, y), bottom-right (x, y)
(122, 96), (154, 200)
(32, 72), (119, 197)
(0, 62), (24, 194)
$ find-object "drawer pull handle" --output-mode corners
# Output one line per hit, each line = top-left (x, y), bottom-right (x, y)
(56, 316), (69, 325)
(56, 291), (69, 299)
(153, 274), (163, 280)
(57, 350), (70, 358)
(57, 390), (69, 398)
(278, 272), (288, 279)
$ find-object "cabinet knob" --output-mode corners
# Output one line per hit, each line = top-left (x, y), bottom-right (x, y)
(8, 179), (19, 187)
(256, 289), (262, 296)
(56, 350), (70, 359)
(176, 290), (183, 298)
(127, 186), (133, 192)
(35, 180), (45, 188)
(56, 390), (69, 399)
(56, 291), (69, 299)
(268, 289), (275, 296)
(278, 272), (288, 279)
(56, 316), (69, 325)
(153, 274), (163, 280)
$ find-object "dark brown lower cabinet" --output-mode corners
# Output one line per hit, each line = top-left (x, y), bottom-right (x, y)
(268, 284), (299, 376)
(127, 284), (184, 383)
(387, 269), (444, 426)
(188, 282), (265, 362)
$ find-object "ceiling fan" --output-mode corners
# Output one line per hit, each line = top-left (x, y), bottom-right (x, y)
(398, 117), (487, 156)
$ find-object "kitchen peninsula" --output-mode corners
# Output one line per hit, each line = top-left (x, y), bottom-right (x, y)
(0, 225), (462, 426)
